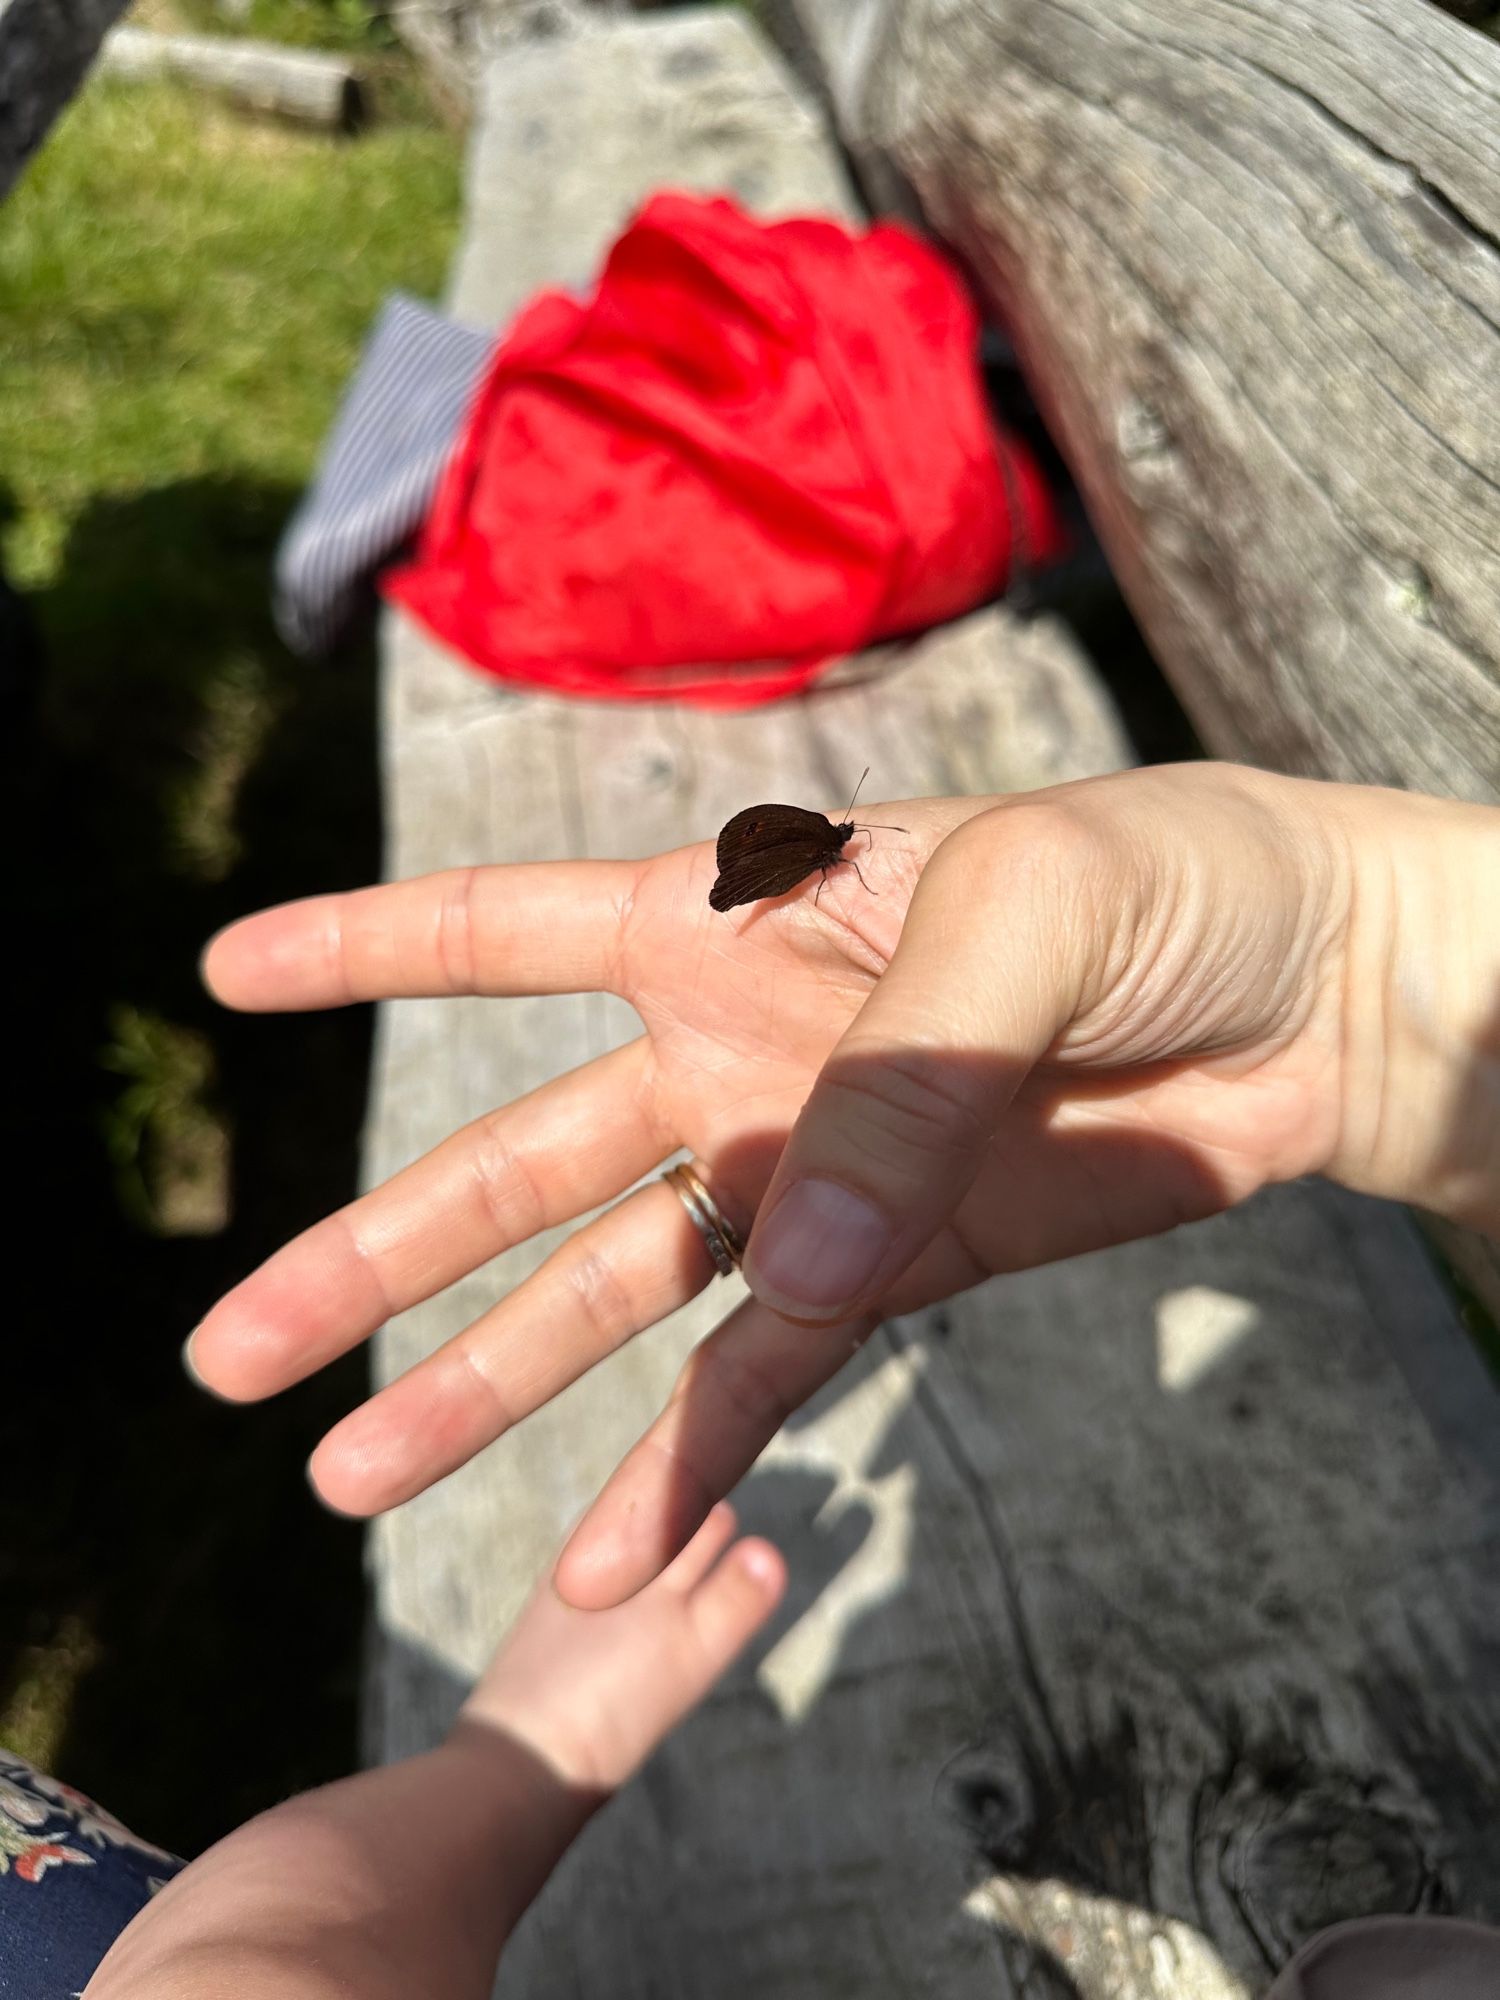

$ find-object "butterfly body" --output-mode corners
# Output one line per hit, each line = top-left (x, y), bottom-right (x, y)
(709, 806), (856, 912)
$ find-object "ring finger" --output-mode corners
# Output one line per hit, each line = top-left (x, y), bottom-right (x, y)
(308, 1168), (752, 1516)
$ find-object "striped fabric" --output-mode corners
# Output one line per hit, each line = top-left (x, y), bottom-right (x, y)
(274, 293), (491, 657)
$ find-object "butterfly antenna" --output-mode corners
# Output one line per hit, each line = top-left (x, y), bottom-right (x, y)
(846, 770), (905, 837)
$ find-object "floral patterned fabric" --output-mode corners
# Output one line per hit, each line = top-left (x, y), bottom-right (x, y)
(0, 1748), (182, 1998)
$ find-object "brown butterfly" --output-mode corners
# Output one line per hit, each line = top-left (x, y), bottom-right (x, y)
(709, 771), (905, 912)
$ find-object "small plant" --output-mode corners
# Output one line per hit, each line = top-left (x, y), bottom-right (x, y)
(100, 1004), (229, 1235)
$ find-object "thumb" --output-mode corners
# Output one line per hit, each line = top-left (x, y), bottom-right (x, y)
(741, 804), (1094, 1322)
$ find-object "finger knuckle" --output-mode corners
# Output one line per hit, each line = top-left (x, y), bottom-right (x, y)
(469, 1114), (549, 1243)
(608, 859), (652, 996)
(565, 1242), (637, 1357)
(825, 1045), (993, 1161)
(454, 1340), (520, 1440)
(674, 1335), (789, 1438)
(435, 866), (481, 994)
(941, 795), (1110, 895)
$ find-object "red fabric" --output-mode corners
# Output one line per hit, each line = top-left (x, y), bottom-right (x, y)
(384, 193), (1063, 707)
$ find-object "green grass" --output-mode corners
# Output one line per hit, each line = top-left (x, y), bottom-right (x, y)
(3, 77), (456, 584)
(173, 0), (400, 53)
(0, 71), (459, 1852)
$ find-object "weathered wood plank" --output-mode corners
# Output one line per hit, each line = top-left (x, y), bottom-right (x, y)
(366, 12), (1500, 1995)
(444, 6), (856, 329)
(99, 25), (362, 130)
(390, 0), (595, 115)
(783, 0), (1500, 804)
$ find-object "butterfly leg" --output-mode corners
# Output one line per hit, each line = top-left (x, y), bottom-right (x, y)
(848, 856), (878, 897)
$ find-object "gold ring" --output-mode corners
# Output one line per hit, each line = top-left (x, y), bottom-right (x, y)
(664, 1163), (744, 1278)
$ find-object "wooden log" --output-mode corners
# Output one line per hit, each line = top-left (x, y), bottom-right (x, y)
(365, 13), (1500, 1996)
(1429, 2), (1499, 25)
(98, 24), (363, 130)
(783, 0), (1500, 804)
(781, 0), (1500, 1325)
(0, 0), (132, 200)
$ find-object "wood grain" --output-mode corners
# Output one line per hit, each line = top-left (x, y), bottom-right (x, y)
(786, 0), (1500, 803)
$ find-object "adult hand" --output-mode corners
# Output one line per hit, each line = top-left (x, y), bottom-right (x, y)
(189, 763), (1499, 1605)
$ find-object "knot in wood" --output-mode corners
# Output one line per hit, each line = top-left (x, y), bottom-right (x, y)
(618, 747), (679, 791)
(939, 1721), (1154, 1908)
(1385, 561), (1434, 625)
(1115, 396), (1174, 466)
(941, 1737), (1038, 1871)
(1209, 1761), (1441, 1963)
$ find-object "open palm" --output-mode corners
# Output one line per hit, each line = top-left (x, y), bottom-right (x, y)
(193, 767), (1350, 1604)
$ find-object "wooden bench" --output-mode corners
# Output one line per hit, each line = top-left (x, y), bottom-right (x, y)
(364, 13), (1500, 1994)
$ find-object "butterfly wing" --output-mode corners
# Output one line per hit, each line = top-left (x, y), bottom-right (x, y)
(709, 805), (839, 912)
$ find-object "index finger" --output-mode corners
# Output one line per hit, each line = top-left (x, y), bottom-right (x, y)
(203, 860), (646, 1011)
(553, 1296), (879, 1609)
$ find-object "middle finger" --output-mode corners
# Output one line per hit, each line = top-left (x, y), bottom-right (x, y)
(188, 1037), (671, 1402)
(308, 1171), (746, 1515)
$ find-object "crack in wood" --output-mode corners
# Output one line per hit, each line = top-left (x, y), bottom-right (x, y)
(883, 1319), (1072, 1779)
(1237, 54), (1500, 262)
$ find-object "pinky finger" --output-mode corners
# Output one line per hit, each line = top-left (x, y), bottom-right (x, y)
(554, 1298), (878, 1610)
